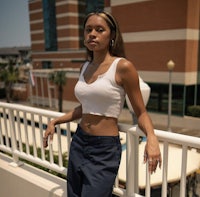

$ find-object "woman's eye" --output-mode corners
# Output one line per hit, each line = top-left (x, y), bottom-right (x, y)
(85, 27), (104, 33)
(85, 28), (92, 33)
(96, 28), (104, 32)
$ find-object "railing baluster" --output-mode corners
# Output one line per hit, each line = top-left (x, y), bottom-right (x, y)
(16, 111), (23, 152)
(49, 123), (54, 164)
(23, 111), (30, 155)
(39, 115), (45, 160)
(180, 145), (188, 197)
(126, 130), (139, 196)
(56, 125), (63, 167)
(162, 141), (169, 197)
(67, 122), (71, 159)
(0, 111), (3, 145)
(31, 113), (37, 157)
(49, 141), (54, 164)
(9, 109), (18, 161)
(145, 164), (151, 197)
(3, 108), (9, 147)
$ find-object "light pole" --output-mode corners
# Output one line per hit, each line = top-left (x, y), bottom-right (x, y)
(167, 60), (175, 132)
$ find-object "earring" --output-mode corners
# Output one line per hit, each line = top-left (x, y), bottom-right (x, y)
(110, 39), (114, 47)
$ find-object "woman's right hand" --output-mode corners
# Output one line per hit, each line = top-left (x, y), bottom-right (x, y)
(43, 121), (55, 148)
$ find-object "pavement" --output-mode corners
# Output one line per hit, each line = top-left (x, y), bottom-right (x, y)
(121, 109), (200, 138)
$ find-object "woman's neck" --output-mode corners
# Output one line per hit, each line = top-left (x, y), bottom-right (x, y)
(92, 51), (112, 65)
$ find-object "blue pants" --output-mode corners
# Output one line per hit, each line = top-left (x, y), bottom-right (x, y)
(67, 125), (122, 197)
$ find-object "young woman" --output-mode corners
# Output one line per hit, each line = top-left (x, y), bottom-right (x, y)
(43, 11), (162, 197)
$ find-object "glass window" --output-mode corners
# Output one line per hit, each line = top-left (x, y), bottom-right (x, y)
(42, 61), (52, 69)
(147, 83), (184, 116)
(185, 85), (195, 115)
(197, 84), (200, 105)
(42, 0), (57, 51)
(147, 83), (168, 113)
(172, 85), (184, 115)
(85, 0), (104, 14)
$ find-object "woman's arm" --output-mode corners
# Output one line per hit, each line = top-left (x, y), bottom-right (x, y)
(43, 105), (82, 147)
(51, 105), (82, 126)
(116, 59), (162, 173)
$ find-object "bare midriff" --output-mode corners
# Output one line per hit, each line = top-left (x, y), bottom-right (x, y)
(80, 114), (119, 136)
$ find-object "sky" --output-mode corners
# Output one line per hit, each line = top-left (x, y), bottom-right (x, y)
(0, 0), (31, 48)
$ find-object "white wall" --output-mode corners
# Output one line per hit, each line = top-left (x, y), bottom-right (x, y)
(0, 154), (66, 197)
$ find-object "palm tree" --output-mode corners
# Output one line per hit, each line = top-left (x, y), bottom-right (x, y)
(0, 59), (19, 103)
(48, 70), (67, 112)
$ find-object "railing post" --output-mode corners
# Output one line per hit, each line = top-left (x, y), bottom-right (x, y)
(162, 141), (169, 197)
(180, 145), (188, 197)
(67, 122), (72, 159)
(8, 109), (23, 167)
(2, 108), (9, 146)
(146, 164), (151, 197)
(126, 130), (139, 196)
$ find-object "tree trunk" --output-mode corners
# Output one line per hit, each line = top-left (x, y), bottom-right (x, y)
(5, 82), (12, 103)
(58, 85), (63, 112)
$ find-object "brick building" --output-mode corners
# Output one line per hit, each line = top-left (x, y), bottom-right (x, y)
(28, 0), (200, 116)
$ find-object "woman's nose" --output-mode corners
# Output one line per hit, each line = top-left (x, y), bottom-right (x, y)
(89, 29), (96, 37)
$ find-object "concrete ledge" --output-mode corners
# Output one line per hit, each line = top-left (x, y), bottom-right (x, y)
(0, 153), (66, 197)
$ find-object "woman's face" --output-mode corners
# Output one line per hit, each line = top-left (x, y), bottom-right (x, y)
(84, 15), (111, 53)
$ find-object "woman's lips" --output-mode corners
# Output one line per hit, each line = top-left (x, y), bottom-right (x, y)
(87, 39), (97, 44)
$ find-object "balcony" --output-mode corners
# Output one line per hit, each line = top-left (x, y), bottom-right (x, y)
(0, 102), (200, 197)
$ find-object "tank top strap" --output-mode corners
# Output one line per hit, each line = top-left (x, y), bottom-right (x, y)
(106, 57), (123, 77)
(80, 61), (90, 77)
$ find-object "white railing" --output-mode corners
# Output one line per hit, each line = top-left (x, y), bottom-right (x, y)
(0, 102), (200, 197)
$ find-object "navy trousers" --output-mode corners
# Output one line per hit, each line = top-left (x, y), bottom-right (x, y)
(67, 125), (122, 197)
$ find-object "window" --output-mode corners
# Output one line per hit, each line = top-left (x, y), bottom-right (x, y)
(147, 83), (184, 116)
(197, 84), (200, 105)
(85, 0), (104, 14)
(42, 61), (52, 69)
(42, 0), (57, 51)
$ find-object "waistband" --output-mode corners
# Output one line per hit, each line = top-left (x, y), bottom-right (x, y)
(75, 125), (120, 145)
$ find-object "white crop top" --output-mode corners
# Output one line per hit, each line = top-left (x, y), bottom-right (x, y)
(74, 58), (125, 118)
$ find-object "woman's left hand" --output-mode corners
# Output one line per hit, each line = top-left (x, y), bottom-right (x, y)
(143, 135), (162, 174)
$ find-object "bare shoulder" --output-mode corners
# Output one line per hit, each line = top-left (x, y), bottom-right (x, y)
(116, 58), (138, 85)
(117, 58), (137, 75)
(118, 58), (133, 67)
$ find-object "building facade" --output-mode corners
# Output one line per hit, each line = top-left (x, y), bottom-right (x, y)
(29, 0), (200, 116)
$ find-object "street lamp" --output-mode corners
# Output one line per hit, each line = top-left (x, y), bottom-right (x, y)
(167, 60), (175, 132)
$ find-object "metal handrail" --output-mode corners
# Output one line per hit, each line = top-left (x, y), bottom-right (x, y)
(0, 102), (200, 197)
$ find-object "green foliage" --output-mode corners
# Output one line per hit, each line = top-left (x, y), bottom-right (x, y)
(48, 70), (67, 86)
(0, 59), (19, 102)
(187, 105), (200, 117)
(48, 70), (67, 112)
(0, 59), (19, 83)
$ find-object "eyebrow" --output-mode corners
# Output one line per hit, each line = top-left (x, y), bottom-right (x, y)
(85, 24), (106, 29)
